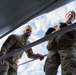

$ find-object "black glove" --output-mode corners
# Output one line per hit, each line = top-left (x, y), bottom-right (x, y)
(36, 53), (44, 61)
(45, 28), (56, 35)
(59, 22), (68, 28)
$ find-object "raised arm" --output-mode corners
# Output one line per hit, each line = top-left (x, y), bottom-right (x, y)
(25, 41), (44, 60)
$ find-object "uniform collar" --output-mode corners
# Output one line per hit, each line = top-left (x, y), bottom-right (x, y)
(21, 34), (28, 41)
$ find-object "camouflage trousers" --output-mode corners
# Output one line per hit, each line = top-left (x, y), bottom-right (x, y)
(44, 47), (76, 75)
(0, 61), (17, 75)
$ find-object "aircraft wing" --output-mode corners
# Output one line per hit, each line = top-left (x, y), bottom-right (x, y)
(0, 0), (74, 39)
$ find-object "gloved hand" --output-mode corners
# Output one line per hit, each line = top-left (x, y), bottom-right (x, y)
(36, 53), (44, 61)
(45, 28), (56, 35)
(59, 22), (68, 28)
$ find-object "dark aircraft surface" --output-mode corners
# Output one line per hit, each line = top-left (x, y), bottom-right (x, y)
(0, 0), (74, 39)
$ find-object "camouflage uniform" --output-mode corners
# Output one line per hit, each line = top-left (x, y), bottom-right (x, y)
(0, 34), (40, 75)
(44, 22), (76, 75)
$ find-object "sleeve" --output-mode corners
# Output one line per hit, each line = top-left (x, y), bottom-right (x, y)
(26, 48), (43, 59)
(0, 35), (17, 56)
(25, 41), (40, 59)
(45, 27), (56, 36)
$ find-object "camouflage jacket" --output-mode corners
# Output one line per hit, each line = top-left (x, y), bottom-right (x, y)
(0, 34), (39, 64)
(46, 22), (76, 50)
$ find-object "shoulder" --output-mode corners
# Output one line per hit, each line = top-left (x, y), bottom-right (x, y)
(9, 34), (17, 37)
(7, 34), (16, 38)
(7, 34), (19, 40)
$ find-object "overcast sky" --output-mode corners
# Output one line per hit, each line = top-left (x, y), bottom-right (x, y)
(0, 1), (76, 75)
